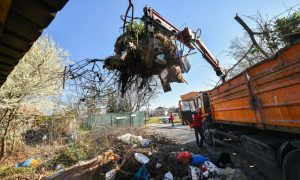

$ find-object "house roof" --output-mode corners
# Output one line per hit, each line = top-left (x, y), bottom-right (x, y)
(0, 0), (68, 86)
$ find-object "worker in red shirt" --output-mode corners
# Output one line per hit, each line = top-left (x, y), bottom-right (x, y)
(193, 108), (204, 147)
(169, 112), (174, 126)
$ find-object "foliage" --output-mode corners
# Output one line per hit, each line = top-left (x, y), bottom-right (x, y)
(53, 141), (89, 166)
(125, 20), (146, 42)
(228, 11), (300, 78)
(274, 12), (300, 44)
(0, 35), (68, 158)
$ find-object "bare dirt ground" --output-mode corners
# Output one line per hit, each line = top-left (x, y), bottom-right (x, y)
(144, 123), (270, 180)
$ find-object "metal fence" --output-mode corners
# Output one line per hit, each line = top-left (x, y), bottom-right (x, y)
(84, 111), (145, 129)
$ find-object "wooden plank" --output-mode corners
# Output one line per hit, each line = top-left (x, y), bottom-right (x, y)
(0, 44), (24, 59)
(0, 0), (12, 37)
(0, 62), (12, 70)
(11, 0), (55, 28)
(0, 54), (18, 66)
(0, 69), (9, 75)
(5, 12), (42, 41)
(42, 0), (69, 11)
(0, 31), (32, 52)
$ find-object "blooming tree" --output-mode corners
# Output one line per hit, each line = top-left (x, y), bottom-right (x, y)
(0, 36), (68, 158)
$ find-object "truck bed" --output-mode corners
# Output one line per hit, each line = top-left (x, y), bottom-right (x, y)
(208, 41), (300, 134)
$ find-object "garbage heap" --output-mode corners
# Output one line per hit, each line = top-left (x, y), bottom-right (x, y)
(44, 133), (245, 180)
(104, 22), (190, 94)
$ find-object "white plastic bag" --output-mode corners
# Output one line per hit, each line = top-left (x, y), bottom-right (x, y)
(140, 139), (150, 147)
(105, 169), (116, 180)
(204, 161), (220, 175)
(135, 153), (150, 164)
(117, 133), (143, 144)
(190, 166), (200, 180)
(164, 171), (173, 180)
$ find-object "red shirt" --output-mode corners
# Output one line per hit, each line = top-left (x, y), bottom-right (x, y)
(170, 113), (174, 121)
(193, 113), (202, 127)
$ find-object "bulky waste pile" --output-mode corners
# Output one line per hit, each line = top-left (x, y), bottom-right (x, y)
(104, 21), (190, 94)
(45, 133), (245, 180)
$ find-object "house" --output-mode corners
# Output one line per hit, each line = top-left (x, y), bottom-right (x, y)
(154, 107), (168, 116)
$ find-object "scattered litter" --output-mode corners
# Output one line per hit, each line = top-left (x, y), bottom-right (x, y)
(164, 171), (174, 180)
(192, 154), (209, 166)
(155, 163), (162, 169)
(190, 166), (200, 180)
(135, 153), (150, 164)
(133, 164), (148, 180)
(132, 144), (138, 148)
(55, 164), (64, 171)
(203, 161), (220, 177)
(177, 152), (192, 165)
(249, 164), (256, 168)
(46, 150), (118, 180)
(232, 152), (237, 156)
(15, 158), (39, 167)
(117, 133), (143, 144)
(140, 139), (151, 147)
(106, 169), (117, 180)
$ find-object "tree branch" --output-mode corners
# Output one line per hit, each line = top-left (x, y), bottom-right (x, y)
(235, 14), (269, 58)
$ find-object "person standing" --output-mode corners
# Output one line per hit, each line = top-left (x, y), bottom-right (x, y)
(193, 108), (204, 147)
(169, 112), (174, 126)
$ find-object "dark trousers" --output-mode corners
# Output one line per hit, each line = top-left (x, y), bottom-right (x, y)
(194, 126), (204, 146)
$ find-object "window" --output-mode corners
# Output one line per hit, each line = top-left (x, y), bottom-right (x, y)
(197, 97), (202, 109)
(181, 101), (190, 111)
(181, 100), (196, 112)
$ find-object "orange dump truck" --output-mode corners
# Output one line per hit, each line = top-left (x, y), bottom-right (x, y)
(179, 41), (300, 179)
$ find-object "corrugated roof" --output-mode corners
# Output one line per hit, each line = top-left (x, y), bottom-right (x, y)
(0, 0), (68, 86)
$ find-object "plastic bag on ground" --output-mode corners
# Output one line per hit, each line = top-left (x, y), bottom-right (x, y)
(105, 169), (117, 180)
(190, 166), (200, 180)
(117, 133), (143, 144)
(177, 152), (192, 165)
(164, 171), (173, 180)
(140, 139), (150, 147)
(192, 154), (209, 166)
(132, 164), (148, 180)
(15, 158), (39, 167)
(203, 161), (220, 176)
(135, 153), (150, 164)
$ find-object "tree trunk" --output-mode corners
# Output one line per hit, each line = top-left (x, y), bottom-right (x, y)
(0, 109), (18, 159)
(0, 137), (6, 159)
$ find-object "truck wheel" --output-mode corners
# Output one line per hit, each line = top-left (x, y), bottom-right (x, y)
(204, 128), (213, 146)
(283, 149), (300, 180)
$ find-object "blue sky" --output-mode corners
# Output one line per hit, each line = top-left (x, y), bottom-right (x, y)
(44, 0), (299, 109)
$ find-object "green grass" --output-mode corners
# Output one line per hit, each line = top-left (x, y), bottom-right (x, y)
(0, 166), (35, 178)
(146, 116), (182, 124)
(146, 117), (162, 124)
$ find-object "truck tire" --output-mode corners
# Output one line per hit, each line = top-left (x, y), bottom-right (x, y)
(283, 149), (300, 180)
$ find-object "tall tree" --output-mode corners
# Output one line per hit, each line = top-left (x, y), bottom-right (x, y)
(0, 36), (68, 158)
(227, 11), (300, 78)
